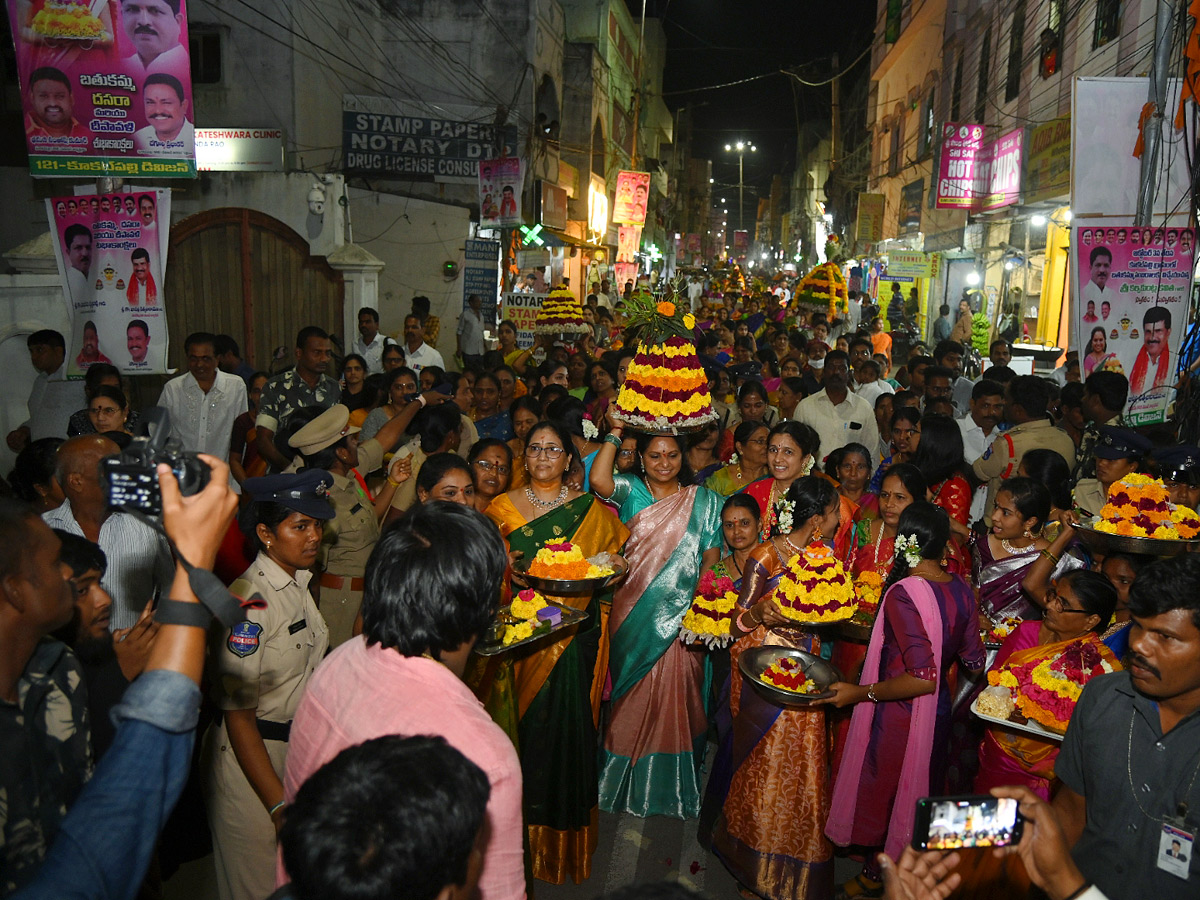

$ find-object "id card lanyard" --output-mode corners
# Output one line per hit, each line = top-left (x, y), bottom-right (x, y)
(1127, 711), (1199, 880)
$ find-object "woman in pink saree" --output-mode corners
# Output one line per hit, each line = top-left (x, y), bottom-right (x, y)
(591, 425), (724, 818)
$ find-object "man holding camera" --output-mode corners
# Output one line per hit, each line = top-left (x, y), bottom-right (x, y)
(42, 436), (173, 631)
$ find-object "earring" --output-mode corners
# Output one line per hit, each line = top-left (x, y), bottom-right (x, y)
(812, 525), (823, 542)
(1024, 528), (1033, 540)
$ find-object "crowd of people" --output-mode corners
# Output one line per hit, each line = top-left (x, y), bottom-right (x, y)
(1, 284), (1198, 900)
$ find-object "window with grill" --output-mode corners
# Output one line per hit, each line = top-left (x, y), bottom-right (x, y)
(190, 29), (222, 84)
(918, 88), (935, 158)
(1094, 0), (1121, 49)
(889, 120), (902, 175)
(1006, 0), (1026, 102)
(975, 29), (992, 124)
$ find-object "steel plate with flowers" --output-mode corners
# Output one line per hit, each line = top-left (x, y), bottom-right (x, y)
(474, 589), (589, 657)
(513, 551), (628, 593)
(740, 647), (841, 707)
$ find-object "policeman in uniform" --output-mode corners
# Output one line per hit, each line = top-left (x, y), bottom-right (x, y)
(973, 405), (1077, 518)
(1073, 426), (1153, 516)
(1153, 444), (1200, 511)
(288, 404), (412, 647)
(202, 470), (334, 900)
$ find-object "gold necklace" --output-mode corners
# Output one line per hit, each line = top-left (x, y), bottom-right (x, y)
(1000, 536), (1032, 555)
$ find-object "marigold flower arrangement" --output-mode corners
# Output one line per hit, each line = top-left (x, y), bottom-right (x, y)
(849, 570), (884, 626)
(988, 637), (1120, 732)
(772, 542), (855, 624)
(534, 286), (591, 335)
(760, 656), (819, 693)
(31, 0), (107, 40)
(1090, 473), (1200, 539)
(502, 589), (549, 646)
(612, 289), (718, 431)
(679, 568), (740, 648)
(983, 616), (1022, 645)
(527, 540), (612, 579)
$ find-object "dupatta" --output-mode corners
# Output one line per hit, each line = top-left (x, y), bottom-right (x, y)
(826, 576), (944, 860)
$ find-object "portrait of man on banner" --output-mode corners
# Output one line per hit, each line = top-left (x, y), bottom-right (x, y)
(613, 170), (651, 225)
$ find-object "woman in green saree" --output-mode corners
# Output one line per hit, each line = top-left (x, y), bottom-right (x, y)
(591, 416), (724, 818)
(481, 420), (629, 884)
(705, 420), (770, 496)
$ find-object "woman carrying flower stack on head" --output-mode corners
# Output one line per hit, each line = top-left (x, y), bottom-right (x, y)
(823, 502), (986, 900)
(480, 419), (629, 884)
(709, 476), (844, 900)
(590, 421), (723, 818)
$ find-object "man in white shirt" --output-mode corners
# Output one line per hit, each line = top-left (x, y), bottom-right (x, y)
(156, 331), (247, 466)
(1081, 246), (1113, 309)
(62, 224), (92, 305)
(958, 379), (1005, 524)
(795, 350), (880, 467)
(6, 329), (86, 451)
(354, 307), (393, 374)
(401, 314), (444, 377)
(456, 294), (486, 368)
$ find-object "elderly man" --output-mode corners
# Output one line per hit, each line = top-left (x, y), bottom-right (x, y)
(157, 331), (247, 467)
(43, 435), (173, 630)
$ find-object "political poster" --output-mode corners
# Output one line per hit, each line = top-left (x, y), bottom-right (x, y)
(613, 170), (650, 225)
(617, 225), (641, 263)
(1073, 224), (1195, 424)
(478, 157), (522, 228)
(7, 0), (196, 178)
(48, 188), (171, 376)
(500, 291), (546, 349)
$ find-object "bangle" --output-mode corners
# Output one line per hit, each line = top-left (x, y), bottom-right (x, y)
(1040, 549), (1060, 565)
(1062, 883), (1092, 900)
(417, 394), (427, 408)
(867, 683), (879, 702)
(387, 477), (402, 488)
(604, 434), (623, 449)
(268, 800), (286, 816)
(736, 609), (759, 632)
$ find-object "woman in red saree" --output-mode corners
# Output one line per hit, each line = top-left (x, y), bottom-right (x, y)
(911, 414), (971, 572)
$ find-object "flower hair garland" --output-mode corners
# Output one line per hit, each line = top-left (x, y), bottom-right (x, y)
(802, 457), (815, 476)
(894, 533), (923, 567)
(728, 451), (740, 466)
(582, 415), (599, 441)
(775, 498), (795, 535)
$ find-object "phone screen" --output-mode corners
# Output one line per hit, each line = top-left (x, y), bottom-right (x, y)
(913, 795), (1022, 850)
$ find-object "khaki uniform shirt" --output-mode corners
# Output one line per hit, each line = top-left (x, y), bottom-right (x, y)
(973, 418), (1078, 516)
(322, 439), (383, 576)
(211, 553), (328, 721)
(1073, 478), (1108, 517)
(387, 442), (427, 514)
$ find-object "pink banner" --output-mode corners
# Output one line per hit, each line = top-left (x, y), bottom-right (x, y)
(977, 129), (1023, 212)
(936, 122), (985, 209)
(479, 157), (522, 228)
(613, 170), (650, 225)
(617, 224), (641, 263)
(7, 0), (196, 177)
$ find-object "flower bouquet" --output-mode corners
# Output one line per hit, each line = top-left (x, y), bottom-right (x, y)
(679, 568), (740, 648)
(849, 570), (884, 627)
(989, 636), (1120, 733)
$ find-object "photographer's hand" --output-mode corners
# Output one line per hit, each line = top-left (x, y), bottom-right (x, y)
(990, 786), (1088, 900)
(878, 847), (962, 900)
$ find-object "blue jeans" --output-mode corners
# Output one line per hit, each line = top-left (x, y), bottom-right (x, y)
(13, 670), (200, 900)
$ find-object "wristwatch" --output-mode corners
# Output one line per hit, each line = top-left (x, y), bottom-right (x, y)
(867, 683), (879, 702)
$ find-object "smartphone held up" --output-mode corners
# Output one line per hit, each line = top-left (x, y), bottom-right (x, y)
(912, 794), (1024, 851)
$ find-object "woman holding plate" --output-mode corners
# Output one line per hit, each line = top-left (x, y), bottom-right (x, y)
(481, 420), (628, 884)
(591, 416), (723, 820)
(709, 476), (841, 900)
(823, 502), (985, 900)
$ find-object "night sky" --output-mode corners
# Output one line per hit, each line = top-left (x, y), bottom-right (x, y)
(634, 0), (876, 222)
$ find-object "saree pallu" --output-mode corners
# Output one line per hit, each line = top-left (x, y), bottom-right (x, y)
(599, 482), (723, 819)
(971, 532), (1041, 625)
(475, 493), (629, 884)
(711, 619), (833, 900)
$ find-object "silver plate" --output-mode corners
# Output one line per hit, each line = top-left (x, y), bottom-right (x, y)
(473, 602), (589, 657)
(738, 646), (842, 707)
(512, 552), (628, 593)
(970, 696), (1064, 742)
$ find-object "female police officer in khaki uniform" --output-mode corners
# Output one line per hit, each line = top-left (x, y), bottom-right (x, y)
(202, 470), (334, 900)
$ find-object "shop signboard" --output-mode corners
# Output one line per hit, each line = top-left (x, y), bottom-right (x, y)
(342, 94), (517, 182)
(538, 181), (567, 230)
(195, 128), (283, 172)
(887, 250), (932, 279)
(899, 179), (923, 235)
(977, 128), (1024, 212)
(478, 157), (523, 228)
(936, 123), (986, 209)
(613, 170), (650, 225)
(856, 192), (885, 242)
(48, 188), (171, 376)
(462, 239), (499, 323)
(1024, 114), (1071, 204)
(1073, 224), (1195, 424)
(500, 291), (545, 349)
(7, 0), (197, 178)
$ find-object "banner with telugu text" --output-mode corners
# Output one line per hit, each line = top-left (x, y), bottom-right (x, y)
(7, 0), (196, 177)
(48, 188), (171, 376)
(500, 291), (545, 350)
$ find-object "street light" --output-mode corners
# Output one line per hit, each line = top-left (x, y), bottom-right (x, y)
(725, 140), (757, 236)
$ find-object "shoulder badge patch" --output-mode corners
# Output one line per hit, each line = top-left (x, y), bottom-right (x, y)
(228, 621), (263, 658)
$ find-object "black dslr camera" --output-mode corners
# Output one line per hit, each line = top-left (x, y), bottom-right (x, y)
(101, 407), (210, 515)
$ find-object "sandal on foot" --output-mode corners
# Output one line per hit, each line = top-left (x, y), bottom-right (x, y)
(835, 873), (883, 900)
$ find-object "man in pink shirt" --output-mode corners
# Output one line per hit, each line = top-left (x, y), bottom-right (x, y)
(282, 503), (525, 900)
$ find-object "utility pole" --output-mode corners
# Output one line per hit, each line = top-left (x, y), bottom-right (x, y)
(830, 52), (841, 171)
(1135, 0), (1175, 225)
(631, 0), (648, 168)
(725, 140), (756, 237)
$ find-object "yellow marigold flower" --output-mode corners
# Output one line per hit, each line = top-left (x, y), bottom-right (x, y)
(683, 314), (696, 329)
